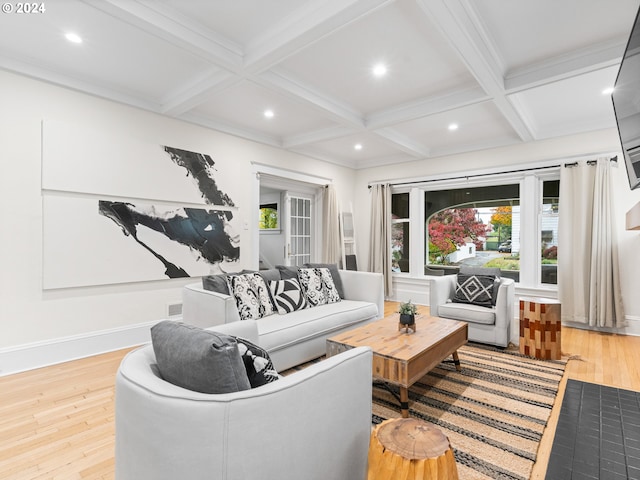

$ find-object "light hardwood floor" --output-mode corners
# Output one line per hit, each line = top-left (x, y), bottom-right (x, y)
(2, 304), (640, 479)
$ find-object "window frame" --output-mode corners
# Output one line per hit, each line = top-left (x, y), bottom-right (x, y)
(391, 167), (560, 291)
(391, 188), (412, 274)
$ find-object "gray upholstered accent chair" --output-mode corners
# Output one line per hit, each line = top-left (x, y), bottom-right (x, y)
(429, 266), (514, 347)
(115, 320), (373, 480)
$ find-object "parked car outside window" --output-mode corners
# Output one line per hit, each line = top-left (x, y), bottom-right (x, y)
(498, 240), (512, 253)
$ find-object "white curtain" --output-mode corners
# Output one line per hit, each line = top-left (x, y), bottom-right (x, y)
(368, 184), (392, 297)
(558, 157), (625, 328)
(322, 184), (342, 264)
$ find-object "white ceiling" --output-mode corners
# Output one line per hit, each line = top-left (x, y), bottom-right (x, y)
(1, 0), (638, 169)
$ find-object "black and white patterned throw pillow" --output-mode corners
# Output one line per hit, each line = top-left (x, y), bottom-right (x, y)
(297, 267), (341, 307)
(318, 268), (341, 303)
(269, 278), (308, 314)
(227, 273), (276, 320)
(233, 336), (281, 387)
(452, 274), (496, 308)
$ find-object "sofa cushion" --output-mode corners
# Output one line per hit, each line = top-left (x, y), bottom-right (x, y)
(438, 302), (496, 325)
(453, 273), (495, 308)
(234, 336), (281, 387)
(202, 273), (231, 295)
(227, 273), (276, 320)
(303, 263), (344, 298)
(150, 320), (251, 394)
(276, 265), (299, 280)
(269, 278), (308, 314)
(202, 269), (253, 295)
(298, 268), (341, 307)
(257, 300), (378, 354)
(258, 268), (281, 282)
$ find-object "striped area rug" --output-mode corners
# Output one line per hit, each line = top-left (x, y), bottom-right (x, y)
(371, 343), (567, 480)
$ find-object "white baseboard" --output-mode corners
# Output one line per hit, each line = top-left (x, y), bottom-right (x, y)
(389, 275), (431, 305)
(563, 315), (640, 337)
(0, 320), (159, 376)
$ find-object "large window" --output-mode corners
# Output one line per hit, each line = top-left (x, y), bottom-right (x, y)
(392, 170), (560, 289)
(426, 184), (520, 279)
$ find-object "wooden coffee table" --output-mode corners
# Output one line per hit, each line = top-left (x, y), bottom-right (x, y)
(327, 313), (468, 418)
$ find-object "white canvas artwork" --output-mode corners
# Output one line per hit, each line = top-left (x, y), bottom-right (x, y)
(43, 196), (241, 289)
(41, 121), (243, 289)
(41, 119), (240, 207)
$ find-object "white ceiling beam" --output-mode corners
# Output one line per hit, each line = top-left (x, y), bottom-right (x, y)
(355, 153), (418, 170)
(505, 95), (540, 139)
(429, 136), (521, 159)
(179, 112), (282, 148)
(83, 0), (243, 72)
(257, 68), (365, 128)
(282, 125), (358, 148)
(161, 70), (239, 116)
(415, 0), (504, 90)
(366, 86), (489, 130)
(0, 54), (161, 112)
(243, 0), (394, 73)
(415, 0), (534, 142)
(373, 128), (431, 158)
(287, 145), (358, 169)
(504, 39), (625, 93)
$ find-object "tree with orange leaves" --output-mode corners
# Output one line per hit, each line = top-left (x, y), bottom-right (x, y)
(490, 206), (512, 243)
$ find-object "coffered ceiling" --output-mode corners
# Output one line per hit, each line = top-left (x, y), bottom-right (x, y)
(1, 0), (638, 168)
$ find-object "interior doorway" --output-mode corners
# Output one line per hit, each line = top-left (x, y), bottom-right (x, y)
(257, 172), (324, 270)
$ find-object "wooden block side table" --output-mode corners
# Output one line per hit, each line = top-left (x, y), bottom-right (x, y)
(519, 297), (561, 360)
(368, 418), (459, 480)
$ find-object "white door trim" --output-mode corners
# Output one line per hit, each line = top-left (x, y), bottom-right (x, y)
(252, 163), (330, 270)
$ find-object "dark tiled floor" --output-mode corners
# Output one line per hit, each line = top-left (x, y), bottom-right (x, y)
(546, 379), (640, 480)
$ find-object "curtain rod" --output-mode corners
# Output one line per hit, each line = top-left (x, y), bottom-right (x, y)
(564, 156), (618, 168)
(368, 163), (561, 189)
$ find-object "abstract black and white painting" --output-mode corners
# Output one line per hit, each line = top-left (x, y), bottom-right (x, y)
(98, 201), (239, 279)
(42, 140), (242, 289)
(161, 146), (235, 207)
(43, 197), (241, 289)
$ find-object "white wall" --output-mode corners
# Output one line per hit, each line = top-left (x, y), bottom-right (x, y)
(354, 129), (640, 330)
(0, 71), (356, 373)
(613, 160), (640, 325)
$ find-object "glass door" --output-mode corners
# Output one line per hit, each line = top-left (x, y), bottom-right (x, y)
(285, 195), (312, 266)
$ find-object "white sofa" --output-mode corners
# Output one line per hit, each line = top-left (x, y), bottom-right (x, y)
(115, 320), (373, 480)
(182, 269), (384, 371)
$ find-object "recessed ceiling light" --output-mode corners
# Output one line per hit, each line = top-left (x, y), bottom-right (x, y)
(354, 143), (363, 151)
(65, 32), (83, 44)
(602, 87), (615, 95)
(372, 63), (387, 77)
(264, 109), (274, 119)
(448, 123), (459, 131)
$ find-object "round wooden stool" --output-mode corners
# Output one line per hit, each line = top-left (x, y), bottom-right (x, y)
(368, 418), (459, 480)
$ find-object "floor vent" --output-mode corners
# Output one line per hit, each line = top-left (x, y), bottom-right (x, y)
(167, 303), (182, 317)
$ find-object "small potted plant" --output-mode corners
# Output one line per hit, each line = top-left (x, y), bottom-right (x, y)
(398, 300), (418, 326)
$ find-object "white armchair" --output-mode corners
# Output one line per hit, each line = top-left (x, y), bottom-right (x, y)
(115, 320), (373, 480)
(430, 274), (514, 347)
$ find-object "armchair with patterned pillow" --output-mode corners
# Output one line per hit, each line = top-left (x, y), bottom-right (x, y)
(429, 266), (514, 347)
